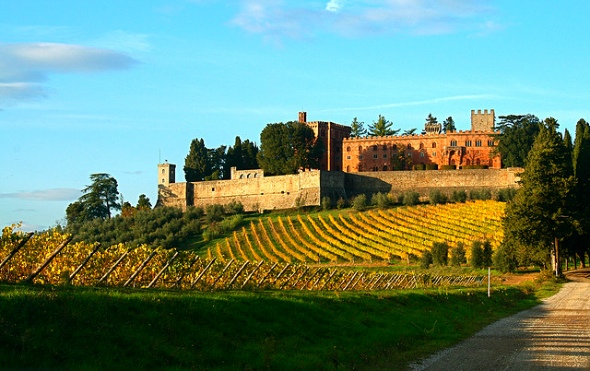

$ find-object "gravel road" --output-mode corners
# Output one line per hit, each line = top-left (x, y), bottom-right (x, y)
(409, 271), (590, 370)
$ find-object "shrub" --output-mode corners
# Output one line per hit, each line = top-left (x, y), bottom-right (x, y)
(321, 196), (332, 211)
(440, 165), (456, 170)
(413, 163), (425, 170)
(431, 242), (449, 266)
(371, 192), (390, 209)
(496, 188), (517, 202)
(429, 190), (448, 205)
(493, 243), (517, 272)
(420, 250), (433, 269)
(402, 191), (420, 206)
(205, 204), (225, 223)
(225, 200), (244, 215)
(451, 190), (467, 203)
(482, 240), (493, 267)
(469, 189), (492, 201)
(450, 242), (467, 267)
(425, 163), (438, 170)
(336, 197), (347, 209)
(470, 240), (484, 269)
(352, 194), (367, 211)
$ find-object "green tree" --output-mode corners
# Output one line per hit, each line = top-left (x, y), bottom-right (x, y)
(426, 113), (437, 125)
(493, 114), (541, 168)
(402, 128), (417, 136)
(66, 173), (121, 225)
(136, 194), (152, 210)
(368, 115), (399, 137)
(390, 143), (413, 170)
(206, 145), (227, 181)
(225, 136), (259, 177)
(501, 119), (576, 271)
(349, 117), (367, 138)
(257, 121), (323, 175)
(470, 240), (484, 269)
(431, 242), (449, 266)
(571, 119), (590, 265)
(442, 116), (456, 133)
(184, 138), (211, 182)
(450, 242), (467, 267)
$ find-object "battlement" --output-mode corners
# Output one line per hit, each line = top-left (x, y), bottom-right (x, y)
(471, 109), (495, 132)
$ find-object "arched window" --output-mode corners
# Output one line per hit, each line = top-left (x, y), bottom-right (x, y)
(347, 146), (351, 152)
(432, 142), (437, 148)
(382, 144), (387, 150)
(419, 143), (424, 149)
(450, 140), (457, 146)
(392, 144), (398, 150)
(407, 144), (412, 150)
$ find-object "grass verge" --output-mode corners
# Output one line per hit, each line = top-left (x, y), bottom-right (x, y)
(0, 280), (559, 370)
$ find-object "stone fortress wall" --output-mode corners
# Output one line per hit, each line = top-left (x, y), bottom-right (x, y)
(158, 165), (521, 212)
(157, 109), (521, 212)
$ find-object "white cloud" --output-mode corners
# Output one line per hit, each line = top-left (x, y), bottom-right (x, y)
(230, 0), (496, 40)
(0, 188), (80, 201)
(0, 42), (138, 105)
(325, 0), (345, 13)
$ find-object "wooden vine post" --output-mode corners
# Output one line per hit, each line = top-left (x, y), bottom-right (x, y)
(25, 236), (72, 283)
(0, 232), (34, 270)
(67, 243), (102, 284)
(148, 251), (179, 288)
(123, 249), (159, 287)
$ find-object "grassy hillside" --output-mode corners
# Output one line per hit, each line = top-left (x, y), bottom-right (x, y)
(203, 200), (505, 264)
(0, 279), (557, 370)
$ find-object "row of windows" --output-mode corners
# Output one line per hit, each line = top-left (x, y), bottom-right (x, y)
(347, 139), (495, 152)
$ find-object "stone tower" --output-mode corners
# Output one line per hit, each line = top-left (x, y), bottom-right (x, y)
(158, 162), (176, 187)
(471, 109), (495, 132)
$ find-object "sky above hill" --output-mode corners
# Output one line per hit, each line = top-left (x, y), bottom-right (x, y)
(2, 0), (590, 231)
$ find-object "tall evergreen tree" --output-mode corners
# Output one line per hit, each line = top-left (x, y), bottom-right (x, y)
(184, 138), (211, 182)
(442, 116), (456, 133)
(494, 114), (541, 168)
(225, 136), (259, 177)
(349, 117), (367, 138)
(571, 119), (590, 265)
(368, 115), (399, 137)
(501, 119), (575, 271)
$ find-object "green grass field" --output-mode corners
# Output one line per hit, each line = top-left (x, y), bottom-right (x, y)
(0, 279), (558, 370)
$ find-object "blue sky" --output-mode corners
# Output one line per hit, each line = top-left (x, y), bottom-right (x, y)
(2, 0), (590, 231)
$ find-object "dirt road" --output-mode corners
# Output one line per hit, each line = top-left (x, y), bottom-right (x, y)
(410, 270), (590, 370)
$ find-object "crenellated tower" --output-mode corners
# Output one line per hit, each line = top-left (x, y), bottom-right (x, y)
(470, 109), (495, 132)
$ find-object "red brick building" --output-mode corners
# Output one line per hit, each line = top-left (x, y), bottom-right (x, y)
(298, 111), (352, 171)
(301, 109), (502, 172)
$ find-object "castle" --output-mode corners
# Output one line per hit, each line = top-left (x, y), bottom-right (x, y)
(157, 109), (519, 212)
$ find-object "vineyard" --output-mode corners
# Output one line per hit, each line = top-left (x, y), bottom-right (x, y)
(208, 200), (505, 264)
(0, 200), (504, 291)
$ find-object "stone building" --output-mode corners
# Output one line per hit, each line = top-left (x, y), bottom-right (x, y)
(303, 109), (501, 172)
(298, 111), (352, 171)
(157, 109), (514, 212)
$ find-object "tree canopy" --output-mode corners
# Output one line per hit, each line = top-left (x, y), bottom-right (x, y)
(349, 117), (367, 138)
(442, 116), (456, 133)
(493, 114), (541, 168)
(257, 121), (323, 175)
(184, 138), (211, 182)
(368, 115), (399, 137)
(66, 173), (121, 226)
(184, 136), (258, 181)
(500, 119), (576, 269)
